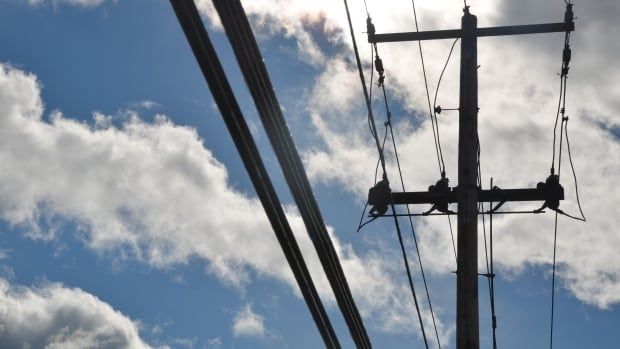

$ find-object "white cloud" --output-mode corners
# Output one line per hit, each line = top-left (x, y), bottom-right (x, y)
(0, 63), (438, 338)
(196, 0), (342, 67)
(232, 304), (267, 337)
(0, 278), (152, 349)
(0, 63), (292, 286)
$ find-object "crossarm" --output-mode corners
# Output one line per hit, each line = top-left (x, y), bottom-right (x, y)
(368, 22), (574, 43)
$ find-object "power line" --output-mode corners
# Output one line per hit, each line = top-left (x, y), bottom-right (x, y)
(562, 119), (587, 221)
(433, 38), (459, 117)
(368, 11), (443, 346)
(213, 1), (373, 347)
(384, 85), (443, 349)
(343, 1), (430, 347)
(549, 212), (559, 349)
(410, 0), (446, 178)
(550, 19), (571, 346)
(551, 4), (572, 175)
(168, 1), (340, 347)
(433, 37), (460, 266)
(489, 179), (497, 349)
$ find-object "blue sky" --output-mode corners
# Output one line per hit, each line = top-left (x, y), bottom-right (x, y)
(0, 0), (618, 348)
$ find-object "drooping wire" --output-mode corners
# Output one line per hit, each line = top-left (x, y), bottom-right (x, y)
(561, 119), (587, 221)
(343, 2), (429, 347)
(433, 38), (459, 119)
(433, 37), (460, 266)
(410, 0), (446, 178)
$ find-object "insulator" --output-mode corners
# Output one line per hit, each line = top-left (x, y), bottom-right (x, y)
(374, 56), (384, 75)
(366, 17), (376, 35)
(377, 75), (385, 86)
(563, 45), (571, 65)
(564, 3), (574, 23)
(428, 177), (451, 213)
(536, 174), (564, 210)
(367, 179), (390, 216)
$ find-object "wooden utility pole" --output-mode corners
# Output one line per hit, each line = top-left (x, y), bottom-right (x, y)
(457, 8), (479, 349)
(367, 5), (574, 349)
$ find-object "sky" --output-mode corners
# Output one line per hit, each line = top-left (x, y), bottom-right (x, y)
(0, 0), (618, 348)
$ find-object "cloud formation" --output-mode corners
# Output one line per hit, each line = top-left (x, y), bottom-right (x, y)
(0, 63), (444, 338)
(0, 278), (152, 349)
(10, 0), (620, 340)
(232, 304), (267, 337)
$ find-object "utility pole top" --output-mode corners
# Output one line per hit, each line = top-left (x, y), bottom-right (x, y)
(364, 4), (575, 349)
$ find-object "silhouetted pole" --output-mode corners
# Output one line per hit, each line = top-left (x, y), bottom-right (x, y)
(457, 8), (479, 349)
(367, 5), (574, 349)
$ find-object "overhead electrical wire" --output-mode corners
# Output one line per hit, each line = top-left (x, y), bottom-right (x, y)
(168, 1), (340, 347)
(433, 38), (459, 119)
(343, 1), (431, 347)
(411, 0), (461, 275)
(488, 178), (498, 349)
(550, 2), (573, 176)
(433, 37), (460, 265)
(478, 157), (498, 349)
(388, 117), (443, 349)
(550, 78), (567, 349)
(410, 0), (446, 178)
(384, 81), (443, 349)
(550, 3), (585, 347)
(563, 120), (586, 221)
(213, 1), (373, 347)
(359, 3), (467, 346)
(550, 211), (560, 349)
(364, 3), (442, 346)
